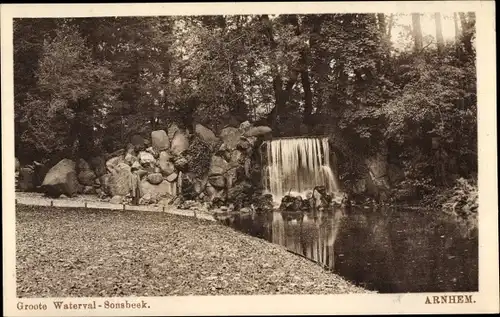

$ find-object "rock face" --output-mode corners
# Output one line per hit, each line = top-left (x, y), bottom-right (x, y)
(42, 159), (79, 198)
(195, 123), (218, 144)
(365, 152), (390, 189)
(220, 127), (242, 149)
(106, 163), (134, 197)
(147, 173), (163, 185)
(171, 130), (190, 155)
(209, 155), (229, 176)
(151, 130), (170, 151)
(244, 125), (272, 137)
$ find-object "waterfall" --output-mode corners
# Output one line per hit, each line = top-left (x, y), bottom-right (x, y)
(263, 137), (340, 202)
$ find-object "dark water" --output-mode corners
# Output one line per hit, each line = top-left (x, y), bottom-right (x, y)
(215, 207), (478, 293)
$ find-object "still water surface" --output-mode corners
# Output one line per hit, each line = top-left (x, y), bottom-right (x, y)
(215, 207), (478, 293)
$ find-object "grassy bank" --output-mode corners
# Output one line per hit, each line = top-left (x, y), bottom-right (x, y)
(16, 205), (370, 297)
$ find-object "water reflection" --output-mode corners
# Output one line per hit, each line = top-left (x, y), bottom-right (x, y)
(217, 207), (478, 293)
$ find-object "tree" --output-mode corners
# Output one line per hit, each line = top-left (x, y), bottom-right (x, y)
(412, 13), (423, 52)
(434, 13), (444, 53)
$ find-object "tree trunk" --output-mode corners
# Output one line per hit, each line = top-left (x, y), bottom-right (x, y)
(377, 13), (386, 35)
(301, 68), (313, 125)
(434, 13), (445, 53)
(459, 12), (475, 55)
(412, 13), (423, 52)
(387, 14), (394, 38)
(262, 14), (300, 130)
(453, 12), (460, 43)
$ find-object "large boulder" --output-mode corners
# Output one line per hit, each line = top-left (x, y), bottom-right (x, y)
(158, 151), (176, 176)
(219, 127), (242, 149)
(78, 170), (97, 186)
(238, 121), (252, 134)
(151, 130), (170, 151)
(140, 179), (177, 201)
(106, 163), (134, 196)
(171, 130), (190, 156)
(194, 123), (219, 144)
(167, 123), (180, 141)
(147, 173), (163, 185)
(209, 155), (229, 176)
(18, 167), (35, 192)
(208, 175), (226, 189)
(138, 151), (155, 166)
(89, 156), (107, 177)
(244, 126), (272, 137)
(41, 159), (79, 198)
(106, 156), (125, 173)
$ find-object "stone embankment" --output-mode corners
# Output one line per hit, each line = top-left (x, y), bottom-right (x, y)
(16, 121), (274, 211)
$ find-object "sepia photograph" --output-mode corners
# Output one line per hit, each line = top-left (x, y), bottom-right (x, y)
(2, 2), (498, 316)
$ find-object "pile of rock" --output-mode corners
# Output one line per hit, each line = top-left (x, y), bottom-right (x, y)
(279, 186), (348, 212)
(32, 120), (274, 209)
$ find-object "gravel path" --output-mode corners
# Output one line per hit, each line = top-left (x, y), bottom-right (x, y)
(16, 205), (371, 297)
(15, 192), (214, 221)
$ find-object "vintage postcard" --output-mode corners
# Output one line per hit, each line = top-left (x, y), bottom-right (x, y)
(2, 1), (498, 316)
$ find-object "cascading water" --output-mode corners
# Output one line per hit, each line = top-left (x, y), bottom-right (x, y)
(262, 137), (340, 202)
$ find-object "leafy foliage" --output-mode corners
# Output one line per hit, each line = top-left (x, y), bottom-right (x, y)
(14, 13), (477, 207)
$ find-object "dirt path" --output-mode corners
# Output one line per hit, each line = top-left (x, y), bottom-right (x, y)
(15, 192), (214, 221)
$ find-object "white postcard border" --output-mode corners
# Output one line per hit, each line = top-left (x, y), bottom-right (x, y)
(2, 2), (498, 316)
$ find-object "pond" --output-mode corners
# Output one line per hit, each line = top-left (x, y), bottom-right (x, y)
(215, 207), (478, 293)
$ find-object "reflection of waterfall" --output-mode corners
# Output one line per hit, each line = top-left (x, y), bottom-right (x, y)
(271, 212), (285, 246)
(263, 137), (340, 202)
(301, 209), (345, 270)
